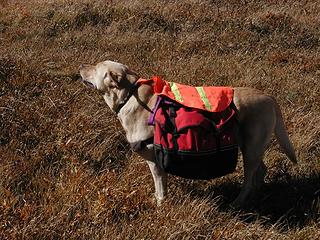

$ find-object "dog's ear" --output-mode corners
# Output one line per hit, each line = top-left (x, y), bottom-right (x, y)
(125, 69), (139, 85)
(108, 69), (139, 89)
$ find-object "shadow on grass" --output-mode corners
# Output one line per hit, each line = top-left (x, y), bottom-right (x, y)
(182, 173), (320, 228)
(247, 174), (320, 228)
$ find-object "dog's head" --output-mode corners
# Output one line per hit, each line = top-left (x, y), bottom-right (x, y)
(79, 60), (139, 111)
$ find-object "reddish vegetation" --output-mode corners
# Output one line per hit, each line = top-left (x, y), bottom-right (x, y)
(0, 0), (319, 239)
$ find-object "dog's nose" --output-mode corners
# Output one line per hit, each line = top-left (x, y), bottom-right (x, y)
(77, 74), (83, 82)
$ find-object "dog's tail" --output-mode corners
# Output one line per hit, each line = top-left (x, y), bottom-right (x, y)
(274, 102), (297, 164)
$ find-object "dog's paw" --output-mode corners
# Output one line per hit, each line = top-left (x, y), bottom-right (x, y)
(156, 199), (163, 207)
(230, 198), (244, 209)
(153, 194), (165, 207)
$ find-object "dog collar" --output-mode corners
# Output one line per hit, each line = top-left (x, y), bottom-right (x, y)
(114, 81), (140, 114)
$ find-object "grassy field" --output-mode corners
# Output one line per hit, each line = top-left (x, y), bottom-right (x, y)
(0, 0), (319, 239)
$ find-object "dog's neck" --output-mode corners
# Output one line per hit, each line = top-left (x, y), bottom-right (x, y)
(116, 84), (156, 143)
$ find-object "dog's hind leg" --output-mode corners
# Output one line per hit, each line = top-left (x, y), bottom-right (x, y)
(232, 119), (274, 208)
(232, 148), (266, 208)
(253, 161), (267, 190)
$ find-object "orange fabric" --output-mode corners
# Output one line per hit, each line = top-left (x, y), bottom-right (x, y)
(168, 82), (204, 107)
(137, 76), (234, 113)
(202, 86), (234, 112)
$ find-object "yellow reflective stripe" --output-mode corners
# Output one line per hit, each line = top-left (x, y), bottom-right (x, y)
(169, 82), (183, 102)
(196, 87), (212, 110)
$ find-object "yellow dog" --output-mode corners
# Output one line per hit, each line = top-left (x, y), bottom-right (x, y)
(79, 60), (297, 207)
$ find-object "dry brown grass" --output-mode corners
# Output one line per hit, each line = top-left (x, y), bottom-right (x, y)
(0, 0), (319, 239)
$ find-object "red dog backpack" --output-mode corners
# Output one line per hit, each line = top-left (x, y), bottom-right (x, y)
(152, 97), (238, 180)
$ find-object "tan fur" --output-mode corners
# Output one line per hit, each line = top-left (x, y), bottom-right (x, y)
(79, 60), (297, 207)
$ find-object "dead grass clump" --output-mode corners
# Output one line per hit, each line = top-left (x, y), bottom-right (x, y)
(267, 51), (291, 66)
(138, 11), (180, 34)
(44, 4), (104, 38)
(0, 20), (7, 33)
(267, 51), (320, 73)
(298, 56), (320, 73)
(43, 3), (115, 38)
(73, 4), (112, 30)
(41, 2), (151, 41)
(0, 57), (19, 82)
(295, 29), (319, 49)
(249, 11), (294, 36)
(248, 9), (320, 51)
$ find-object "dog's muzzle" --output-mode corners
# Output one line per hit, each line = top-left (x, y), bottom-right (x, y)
(78, 76), (96, 89)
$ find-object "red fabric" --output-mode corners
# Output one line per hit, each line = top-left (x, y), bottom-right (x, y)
(137, 76), (234, 113)
(154, 102), (237, 152)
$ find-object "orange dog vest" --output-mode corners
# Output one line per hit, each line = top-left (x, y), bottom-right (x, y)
(137, 76), (234, 112)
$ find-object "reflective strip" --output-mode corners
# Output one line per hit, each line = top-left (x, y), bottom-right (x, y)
(196, 87), (212, 110)
(169, 82), (183, 102)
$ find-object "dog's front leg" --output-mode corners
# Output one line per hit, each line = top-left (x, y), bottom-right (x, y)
(146, 160), (167, 206)
(137, 144), (167, 206)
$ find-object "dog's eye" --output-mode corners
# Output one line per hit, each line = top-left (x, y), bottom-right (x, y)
(103, 72), (109, 80)
(109, 71), (119, 81)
